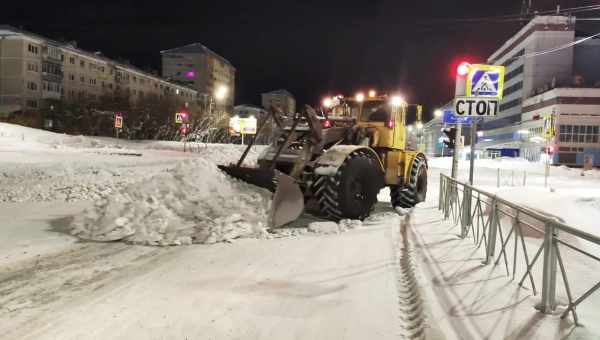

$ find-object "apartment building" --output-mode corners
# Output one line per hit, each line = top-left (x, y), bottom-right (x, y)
(261, 89), (296, 114)
(478, 16), (600, 166)
(0, 26), (197, 118)
(160, 43), (235, 113)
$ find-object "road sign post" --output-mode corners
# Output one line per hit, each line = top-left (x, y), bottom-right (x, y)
(453, 63), (505, 233)
(461, 64), (505, 184)
(114, 113), (123, 139)
(542, 112), (556, 187)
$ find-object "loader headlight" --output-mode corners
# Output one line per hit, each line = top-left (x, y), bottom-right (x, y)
(390, 96), (404, 107)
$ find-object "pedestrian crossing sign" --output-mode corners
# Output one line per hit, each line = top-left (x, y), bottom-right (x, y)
(543, 113), (556, 139)
(466, 64), (505, 99)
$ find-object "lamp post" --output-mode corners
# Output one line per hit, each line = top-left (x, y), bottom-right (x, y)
(355, 92), (365, 117)
(49, 104), (54, 130)
(214, 85), (228, 121)
(416, 121), (424, 152)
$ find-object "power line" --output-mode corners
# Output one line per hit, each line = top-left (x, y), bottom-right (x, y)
(427, 4), (600, 24)
(502, 31), (600, 63)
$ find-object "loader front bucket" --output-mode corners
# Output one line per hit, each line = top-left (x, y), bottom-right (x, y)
(269, 171), (304, 228)
(218, 165), (304, 228)
(217, 165), (277, 192)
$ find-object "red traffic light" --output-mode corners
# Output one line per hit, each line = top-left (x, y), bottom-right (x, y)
(457, 62), (470, 77)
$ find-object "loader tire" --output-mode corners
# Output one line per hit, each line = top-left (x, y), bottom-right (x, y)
(391, 155), (428, 208)
(313, 152), (383, 220)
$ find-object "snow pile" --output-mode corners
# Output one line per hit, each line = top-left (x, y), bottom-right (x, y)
(0, 122), (113, 150)
(0, 164), (128, 203)
(69, 158), (271, 246)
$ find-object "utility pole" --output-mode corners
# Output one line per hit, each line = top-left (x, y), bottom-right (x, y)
(469, 120), (477, 184)
(452, 63), (469, 179)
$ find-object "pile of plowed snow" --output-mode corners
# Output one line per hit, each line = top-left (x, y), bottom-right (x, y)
(70, 158), (271, 246)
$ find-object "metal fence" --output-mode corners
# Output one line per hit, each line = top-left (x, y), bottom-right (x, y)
(496, 168), (528, 187)
(439, 174), (600, 324)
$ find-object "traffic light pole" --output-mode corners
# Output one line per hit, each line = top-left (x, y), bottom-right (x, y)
(451, 125), (461, 179)
(455, 63), (471, 237)
(452, 69), (466, 179)
(469, 120), (477, 184)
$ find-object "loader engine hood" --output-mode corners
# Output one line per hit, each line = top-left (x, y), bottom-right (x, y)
(314, 145), (383, 175)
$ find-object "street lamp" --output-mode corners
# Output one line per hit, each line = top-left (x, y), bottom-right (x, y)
(368, 90), (376, 98)
(215, 85), (228, 101)
(355, 92), (365, 102)
(355, 92), (365, 117)
(212, 85), (229, 131)
(322, 97), (332, 108)
(434, 109), (443, 118)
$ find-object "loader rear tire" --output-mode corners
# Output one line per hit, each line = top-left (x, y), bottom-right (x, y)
(313, 153), (383, 220)
(391, 155), (428, 209)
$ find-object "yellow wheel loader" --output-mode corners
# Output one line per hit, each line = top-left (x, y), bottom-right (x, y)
(218, 94), (427, 228)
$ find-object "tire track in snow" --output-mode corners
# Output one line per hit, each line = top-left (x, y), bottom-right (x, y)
(394, 211), (426, 339)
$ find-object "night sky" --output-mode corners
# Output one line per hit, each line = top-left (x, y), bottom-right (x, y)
(2, 0), (597, 119)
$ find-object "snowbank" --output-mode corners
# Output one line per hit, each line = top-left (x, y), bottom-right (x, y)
(70, 158), (271, 246)
(0, 121), (264, 204)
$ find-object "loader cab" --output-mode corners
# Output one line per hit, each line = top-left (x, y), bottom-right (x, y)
(345, 96), (408, 150)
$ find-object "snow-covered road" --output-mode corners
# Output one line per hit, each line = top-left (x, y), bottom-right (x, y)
(0, 123), (426, 339)
(1, 206), (416, 340)
(4, 122), (600, 339)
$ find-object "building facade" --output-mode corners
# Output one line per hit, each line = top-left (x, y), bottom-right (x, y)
(477, 16), (600, 165)
(233, 104), (267, 118)
(160, 43), (235, 115)
(422, 115), (444, 157)
(261, 89), (296, 114)
(520, 88), (600, 166)
(0, 26), (197, 118)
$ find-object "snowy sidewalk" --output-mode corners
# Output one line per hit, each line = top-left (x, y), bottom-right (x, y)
(409, 200), (599, 339)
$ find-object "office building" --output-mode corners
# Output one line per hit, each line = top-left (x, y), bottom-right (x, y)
(479, 15), (600, 165)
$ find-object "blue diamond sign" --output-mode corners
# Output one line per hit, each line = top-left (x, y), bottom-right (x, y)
(466, 64), (505, 99)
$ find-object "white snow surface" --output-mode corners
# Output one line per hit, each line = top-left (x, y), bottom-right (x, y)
(430, 156), (600, 243)
(3, 122), (600, 339)
(70, 158), (271, 245)
(1, 122), (270, 245)
(421, 157), (600, 339)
